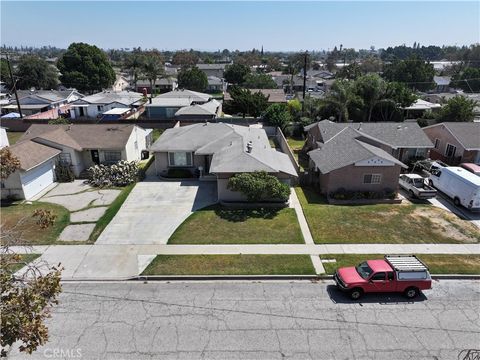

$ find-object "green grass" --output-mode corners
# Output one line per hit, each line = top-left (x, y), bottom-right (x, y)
(286, 137), (305, 151)
(1, 254), (41, 272)
(6, 131), (24, 145)
(89, 183), (135, 242)
(0, 202), (70, 245)
(321, 254), (480, 275)
(168, 206), (304, 244)
(151, 129), (164, 142)
(142, 255), (315, 275)
(295, 186), (480, 244)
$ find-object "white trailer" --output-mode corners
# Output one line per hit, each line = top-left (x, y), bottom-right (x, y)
(429, 166), (480, 211)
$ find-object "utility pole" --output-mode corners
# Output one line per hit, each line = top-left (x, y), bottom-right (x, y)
(302, 51), (308, 115)
(5, 52), (23, 118)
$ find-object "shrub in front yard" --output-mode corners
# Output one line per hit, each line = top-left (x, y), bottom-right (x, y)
(166, 168), (194, 178)
(87, 161), (139, 187)
(227, 171), (290, 202)
(55, 163), (75, 182)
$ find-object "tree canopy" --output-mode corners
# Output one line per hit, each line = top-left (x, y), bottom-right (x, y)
(177, 66), (208, 92)
(57, 42), (115, 93)
(436, 96), (477, 123)
(242, 73), (277, 89)
(451, 67), (480, 93)
(15, 55), (58, 90)
(224, 64), (250, 85)
(262, 103), (292, 131)
(382, 55), (435, 92)
(225, 87), (269, 118)
(171, 50), (199, 66)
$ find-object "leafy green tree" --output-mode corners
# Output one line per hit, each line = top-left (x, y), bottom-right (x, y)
(172, 50), (199, 66)
(224, 64), (250, 85)
(336, 62), (362, 80)
(225, 87), (269, 118)
(451, 67), (480, 93)
(382, 55), (435, 91)
(353, 74), (388, 122)
(262, 103), (292, 131)
(15, 55), (58, 90)
(57, 43), (115, 93)
(359, 56), (383, 74)
(177, 66), (208, 92)
(227, 171), (291, 202)
(242, 73), (277, 89)
(436, 96), (477, 123)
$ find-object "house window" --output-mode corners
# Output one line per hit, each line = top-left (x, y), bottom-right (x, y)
(434, 138), (440, 149)
(363, 174), (382, 184)
(59, 152), (72, 165)
(104, 151), (122, 162)
(445, 144), (456, 158)
(168, 152), (193, 167)
(97, 105), (104, 112)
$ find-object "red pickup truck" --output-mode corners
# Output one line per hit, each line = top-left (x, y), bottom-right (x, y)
(333, 255), (432, 300)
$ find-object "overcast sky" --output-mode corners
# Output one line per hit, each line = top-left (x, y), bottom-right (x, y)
(1, 1), (479, 51)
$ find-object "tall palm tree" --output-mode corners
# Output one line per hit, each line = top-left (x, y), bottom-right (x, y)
(142, 53), (165, 103)
(324, 80), (360, 122)
(125, 51), (145, 91)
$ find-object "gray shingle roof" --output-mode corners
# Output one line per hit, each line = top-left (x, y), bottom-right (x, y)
(154, 89), (211, 103)
(308, 127), (406, 174)
(9, 140), (61, 171)
(71, 91), (143, 106)
(20, 124), (138, 150)
(431, 122), (480, 150)
(150, 123), (297, 176)
(307, 120), (433, 149)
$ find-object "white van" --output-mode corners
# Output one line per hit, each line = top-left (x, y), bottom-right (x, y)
(429, 167), (480, 211)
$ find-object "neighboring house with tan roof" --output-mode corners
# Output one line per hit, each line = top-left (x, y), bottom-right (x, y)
(1, 124), (149, 200)
(304, 120), (433, 200)
(224, 89), (287, 104)
(150, 122), (297, 201)
(422, 122), (480, 165)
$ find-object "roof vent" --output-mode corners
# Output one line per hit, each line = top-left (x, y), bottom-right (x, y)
(246, 141), (253, 153)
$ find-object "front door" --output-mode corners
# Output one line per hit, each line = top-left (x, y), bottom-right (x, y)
(91, 150), (100, 165)
(204, 155), (210, 174)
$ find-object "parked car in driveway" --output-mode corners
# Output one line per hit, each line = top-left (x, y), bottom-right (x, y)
(399, 174), (437, 199)
(334, 255), (432, 300)
(460, 163), (480, 177)
(429, 166), (480, 211)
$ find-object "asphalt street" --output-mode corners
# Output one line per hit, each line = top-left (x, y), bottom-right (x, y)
(8, 280), (480, 360)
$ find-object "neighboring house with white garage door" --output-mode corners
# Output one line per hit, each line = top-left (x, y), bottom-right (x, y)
(1, 140), (61, 200)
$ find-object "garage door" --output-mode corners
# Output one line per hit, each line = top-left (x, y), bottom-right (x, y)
(21, 161), (55, 200)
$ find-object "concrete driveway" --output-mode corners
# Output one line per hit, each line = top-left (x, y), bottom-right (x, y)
(96, 181), (217, 245)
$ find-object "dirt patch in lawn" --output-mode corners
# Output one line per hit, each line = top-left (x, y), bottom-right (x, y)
(412, 207), (480, 243)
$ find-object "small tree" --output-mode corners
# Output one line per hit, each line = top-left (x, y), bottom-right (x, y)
(242, 73), (277, 89)
(227, 171), (291, 202)
(262, 103), (292, 132)
(0, 147), (21, 181)
(1, 215), (63, 356)
(226, 87), (269, 118)
(436, 96), (477, 123)
(224, 63), (250, 85)
(177, 66), (208, 92)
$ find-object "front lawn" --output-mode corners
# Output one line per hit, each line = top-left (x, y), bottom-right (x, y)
(168, 206), (304, 244)
(296, 186), (480, 244)
(321, 254), (480, 275)
(142, 255), (315, 275)
(0, 202), (70, 245)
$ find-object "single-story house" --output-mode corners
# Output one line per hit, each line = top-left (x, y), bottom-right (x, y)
(307, 127), (408, 198)
(18, 123), (149, 177)
(423, 122), (480, 165)
(150, 122), (297, 201)
(70, 91), (144, 119)
(174, 99), (221, 121)
(145, 90), (214, 120)
(2, 140), (61, 200)
(196, 63), (227, 78)
(304, 120), (434, 163)
(135, 78), (178, 94)
(206, 76), (225, 93)
(433, 76), (451, 93)
(2, 89), (83, 117)
(403, 99), (442, 119)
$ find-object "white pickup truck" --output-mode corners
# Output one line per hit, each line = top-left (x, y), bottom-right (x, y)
(399, 174), (437, 199)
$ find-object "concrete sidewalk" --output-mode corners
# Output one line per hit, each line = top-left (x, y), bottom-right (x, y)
(10, 242), (480, 280)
